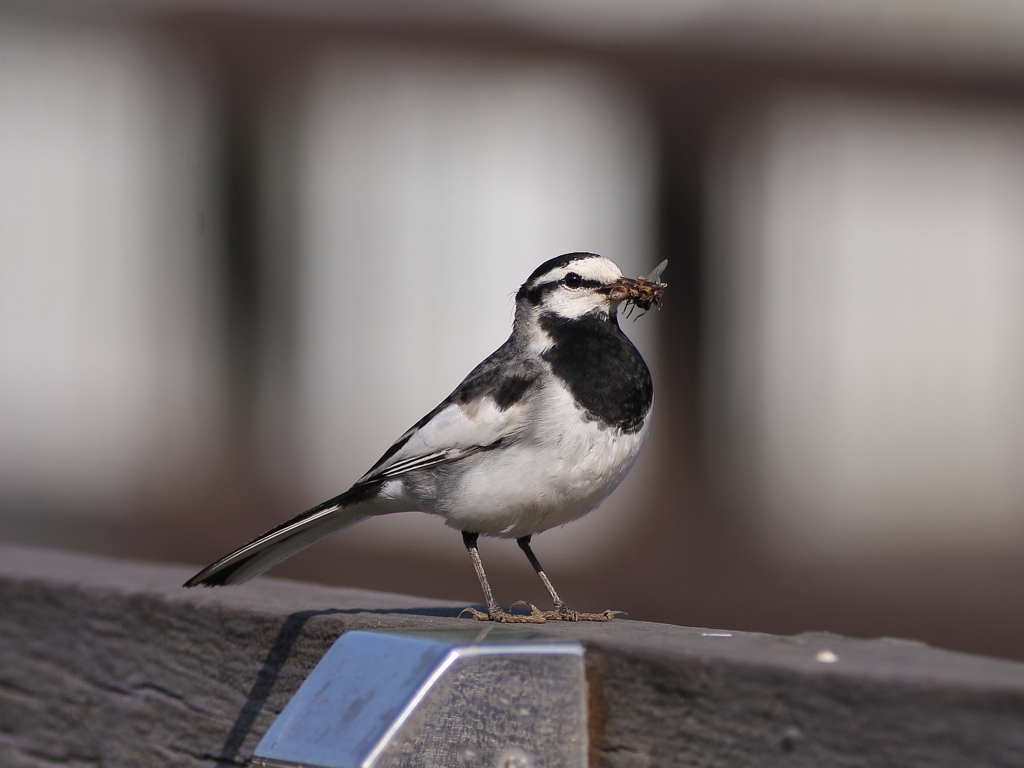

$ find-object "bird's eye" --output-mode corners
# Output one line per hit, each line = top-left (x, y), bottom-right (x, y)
(563, 272), (583, 288)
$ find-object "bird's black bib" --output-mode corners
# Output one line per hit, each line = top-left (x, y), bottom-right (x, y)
(540, 311), (653, 434)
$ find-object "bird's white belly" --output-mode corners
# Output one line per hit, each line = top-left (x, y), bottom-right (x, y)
(438, 385), (650, 538)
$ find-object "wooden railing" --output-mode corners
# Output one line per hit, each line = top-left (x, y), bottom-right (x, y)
(3, 543), (1023, 767)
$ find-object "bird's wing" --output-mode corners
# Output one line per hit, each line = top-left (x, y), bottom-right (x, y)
(355, 393), (528, 485)
(353, 339), (541, 485)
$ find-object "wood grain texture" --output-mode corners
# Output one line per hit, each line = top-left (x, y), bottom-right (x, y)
(3, 543), (1024, 767)
(0, 545), (465, 768)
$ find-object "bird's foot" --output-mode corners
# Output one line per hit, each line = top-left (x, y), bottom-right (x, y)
(539, 605), (625, 622)
(459, 603), (548, 624)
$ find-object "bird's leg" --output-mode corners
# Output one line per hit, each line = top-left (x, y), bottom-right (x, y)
(463, 532), (500, 617)
(460, 531), (547, 623)
(516, 535), (621, 622)
(516, 535), (567, 610)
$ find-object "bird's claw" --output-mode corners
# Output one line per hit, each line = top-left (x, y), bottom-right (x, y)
(459, 603), (548, 624)
(540, 606), (625, 622)
(509, 600), (548, 619)
(459, 603), (624, 623)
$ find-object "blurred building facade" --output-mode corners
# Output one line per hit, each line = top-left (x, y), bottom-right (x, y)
(0, 18), (224, 517)
(707, 90), (1024, 559)
(3, 0), (1024, 659)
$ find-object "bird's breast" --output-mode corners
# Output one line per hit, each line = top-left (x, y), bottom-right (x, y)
(437, 379), (651, 538)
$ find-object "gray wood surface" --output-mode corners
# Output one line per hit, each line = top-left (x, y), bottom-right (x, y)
(2, 543), (1023, 767)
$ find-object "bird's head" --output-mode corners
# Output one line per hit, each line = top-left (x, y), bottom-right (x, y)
(514, 253), (663, 332)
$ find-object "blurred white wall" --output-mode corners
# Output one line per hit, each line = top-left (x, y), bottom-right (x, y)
(0, 18), (223, 515)
(707, 89), (1024, 558)
(259, 48), (658, 565)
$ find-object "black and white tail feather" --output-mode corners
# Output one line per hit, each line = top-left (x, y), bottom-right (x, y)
(182, 410), (486, 587)
(182, 487), (376, 587)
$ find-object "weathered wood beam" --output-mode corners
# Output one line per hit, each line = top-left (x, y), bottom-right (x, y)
(2, 543), (1024, 767)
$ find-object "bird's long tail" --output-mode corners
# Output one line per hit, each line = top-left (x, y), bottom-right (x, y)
(183, 483), (381, 587)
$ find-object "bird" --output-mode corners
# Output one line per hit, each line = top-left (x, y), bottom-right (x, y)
(184, 252), (665, 623)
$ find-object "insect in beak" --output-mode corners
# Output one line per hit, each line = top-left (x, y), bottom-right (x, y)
(600, 260), (668, 316)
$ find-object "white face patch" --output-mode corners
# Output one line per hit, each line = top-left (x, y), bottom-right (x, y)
(519, 256), (626, 324)
(541, 257), (624, 286)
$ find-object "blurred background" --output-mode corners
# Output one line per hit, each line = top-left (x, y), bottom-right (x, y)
(3, 0), (1024, 661)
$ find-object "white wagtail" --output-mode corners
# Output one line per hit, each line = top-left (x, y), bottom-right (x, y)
(185, 253), (666, 623)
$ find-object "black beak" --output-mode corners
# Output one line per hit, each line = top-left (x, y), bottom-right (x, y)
(598, 277), (637, 303)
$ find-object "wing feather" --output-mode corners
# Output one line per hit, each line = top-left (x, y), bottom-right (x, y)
(356, 397), (524, 484)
